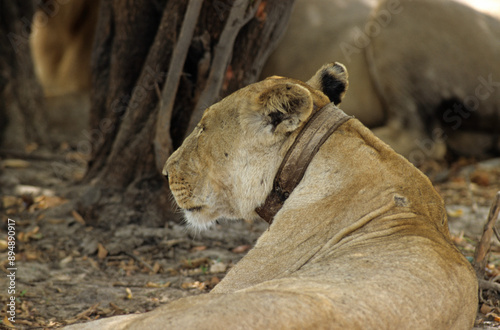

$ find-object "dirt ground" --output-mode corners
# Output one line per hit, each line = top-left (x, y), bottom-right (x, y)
(1, 143), (500, 328)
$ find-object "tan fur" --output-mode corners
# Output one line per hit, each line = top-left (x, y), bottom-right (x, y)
(263, 0), (500, 160)
(66, 63), (477, 329)
(261, 0), (386, 128)
(30, 0), (98, 97)
(367, 0), (500, 159)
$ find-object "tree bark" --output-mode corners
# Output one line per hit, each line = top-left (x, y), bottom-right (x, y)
(0, 1), (47, 149)
(79, 0), (295, 229)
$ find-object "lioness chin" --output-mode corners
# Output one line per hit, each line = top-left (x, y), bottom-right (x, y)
(66, 63), (477, 329)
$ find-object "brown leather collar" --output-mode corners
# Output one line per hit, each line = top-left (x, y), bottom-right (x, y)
(255, 103), (353, 224)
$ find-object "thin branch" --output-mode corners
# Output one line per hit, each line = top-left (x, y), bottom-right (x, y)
(478, 279), (500, 292)
(186, 0), (262, 137)
(154, 0), (203, 171)
(473, 191), (500, 279)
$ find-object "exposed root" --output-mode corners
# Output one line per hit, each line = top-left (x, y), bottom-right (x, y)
(473, 191), (500, 281)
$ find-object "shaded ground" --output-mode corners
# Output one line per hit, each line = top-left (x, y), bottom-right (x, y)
(1, 144), (500, 328)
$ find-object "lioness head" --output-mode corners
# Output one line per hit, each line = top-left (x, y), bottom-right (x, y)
(164, 63), (348, 228)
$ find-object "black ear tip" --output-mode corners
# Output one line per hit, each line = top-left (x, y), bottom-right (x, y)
(320, 70), (347, 105)
(305, 62), (348, 104)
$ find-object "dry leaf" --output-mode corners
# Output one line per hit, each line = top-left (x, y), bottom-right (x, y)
(60, 256), (73, 267)
(14, 185), (54, 196)
(181, 257), (210, 269)
(29, 195), (67, 212)
(181, 281), (206, 290)
(46, 218), (66, 225)
(210, 262), (227, 274)
(152, 262), (161, 274)
(76, 303), (100, 320)
(2, 196), (22, 209)
(210, 277), (220, 286)
(3, 315), (15, 327)
(232, 245), (251, 253)
(71, 210), (86, 225)
(471, 170), (491, 186)
(88, 258), (100, 270)
(23, 250), (39, 261)
(18, 226), (41, 242)
(109, 302), (125, 314)
(39, 195), (67, 208)
(145, 281), (171, 288)
(190, 245), (207, 252)
(125, 287), (133, 300)
(163, 238), (187, 248)
(97, 243), (108, 260)
(447, 208), (463, 218)
(481, 303), (493, 314)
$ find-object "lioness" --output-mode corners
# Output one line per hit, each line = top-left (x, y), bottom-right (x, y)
(67, 63), (477, 329)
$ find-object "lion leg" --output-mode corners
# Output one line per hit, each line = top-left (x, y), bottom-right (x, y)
(141, 290), (365, 330)
(65, 273), (474, 330)
(65, 288), (360, 330)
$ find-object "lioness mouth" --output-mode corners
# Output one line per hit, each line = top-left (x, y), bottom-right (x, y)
(186, 206), (203, 212)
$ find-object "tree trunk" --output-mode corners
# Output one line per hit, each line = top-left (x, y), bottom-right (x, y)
(78, 0), (295, 229)
(0, 1), (47, 149)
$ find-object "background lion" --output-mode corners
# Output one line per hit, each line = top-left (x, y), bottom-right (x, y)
(31, 0), (500, 160)
(66, 63), (478, 329)
(263, 0), (500, 162)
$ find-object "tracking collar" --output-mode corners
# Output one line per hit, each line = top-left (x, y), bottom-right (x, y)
(255, 103), (353, 224)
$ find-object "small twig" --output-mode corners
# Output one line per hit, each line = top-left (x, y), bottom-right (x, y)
(154, 0), (204, 171)
(163, 238), (188, 248)
(125, 252), (155, 273)
(494, 227), (500, 242)
(473, 191), (500, 279)
(186, 0), (262, 136)
(112, 282), (149, 288)
(75, 303), (100, 320)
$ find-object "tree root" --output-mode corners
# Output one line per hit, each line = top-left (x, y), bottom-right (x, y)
(473, 191), (500, 283)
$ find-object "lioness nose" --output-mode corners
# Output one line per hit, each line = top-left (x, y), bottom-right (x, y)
(162, 161), (169, 178)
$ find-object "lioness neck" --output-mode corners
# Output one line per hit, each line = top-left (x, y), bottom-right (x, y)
(213, 119), (451, 293)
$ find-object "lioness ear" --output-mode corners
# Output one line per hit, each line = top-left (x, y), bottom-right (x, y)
(306, 62), (348, 105)
(258, 83), (313, 135)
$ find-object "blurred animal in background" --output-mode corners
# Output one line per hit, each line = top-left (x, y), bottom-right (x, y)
(29, 0), (98, 145)
(30, 0), (97, 97)
(262, 0), (500, 163)
(263, 0), (384, 127)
